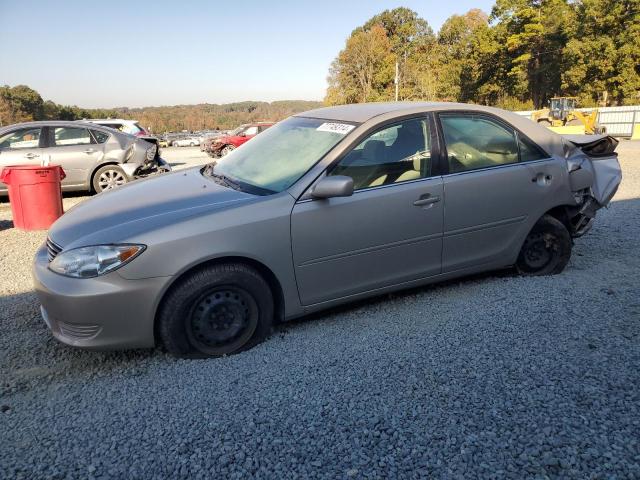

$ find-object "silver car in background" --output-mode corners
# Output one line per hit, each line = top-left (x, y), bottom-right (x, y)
(33, 103), (621, 358)
(0, 121), (170, 194)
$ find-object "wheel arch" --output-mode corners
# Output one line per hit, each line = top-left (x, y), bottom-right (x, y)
(89, 161), (120, 193)
(542, 205), (573, 232)
(153, 255), (285, 346)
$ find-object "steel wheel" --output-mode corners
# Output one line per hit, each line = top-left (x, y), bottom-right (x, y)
(185, 286), (259, 356)
(98, 169), (127, 191)
(520, 232), (556, 271)
(516, 215), (571, 276)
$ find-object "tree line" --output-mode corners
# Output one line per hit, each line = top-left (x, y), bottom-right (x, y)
(0, 85), (322, 132)
(326, 0), (640, 109)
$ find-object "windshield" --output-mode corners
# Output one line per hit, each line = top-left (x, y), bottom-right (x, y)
(229, 126), (245, 136)
(211, 117), (352, 193)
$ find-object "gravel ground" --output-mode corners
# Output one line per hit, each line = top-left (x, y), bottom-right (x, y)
(1, 142), (639, 479)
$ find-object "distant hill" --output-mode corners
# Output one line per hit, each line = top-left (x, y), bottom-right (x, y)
(0, 85), (323, 132)
(116, 100), (325, 133)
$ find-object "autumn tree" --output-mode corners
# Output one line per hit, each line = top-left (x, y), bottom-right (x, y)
(325, 24), (395, 104)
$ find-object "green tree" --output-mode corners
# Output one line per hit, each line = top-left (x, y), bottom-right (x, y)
(325, 25), (395, 104)
(436, 9), (490, 102)
(562, 0), (640, 105)
(490, 0), (573, 108)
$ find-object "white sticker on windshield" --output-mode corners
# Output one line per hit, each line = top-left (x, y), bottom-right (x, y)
(316, 122), (355, 135)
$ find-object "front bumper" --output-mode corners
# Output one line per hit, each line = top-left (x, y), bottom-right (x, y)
(32, 245), (171, 350)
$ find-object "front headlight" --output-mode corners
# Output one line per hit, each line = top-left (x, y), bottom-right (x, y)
(49, 244), (145, 278)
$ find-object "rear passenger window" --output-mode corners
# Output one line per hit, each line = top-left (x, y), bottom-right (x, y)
(91, 130), (110, 144)
(440, 115), (518, 173)
(518, 135), (548, 162)
(54, 127), (92, 146)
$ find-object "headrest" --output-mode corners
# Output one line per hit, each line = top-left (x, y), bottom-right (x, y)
(362, 140), (386, 159)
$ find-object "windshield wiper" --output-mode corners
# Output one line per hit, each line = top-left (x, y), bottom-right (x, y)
(202, 163), (242, 191)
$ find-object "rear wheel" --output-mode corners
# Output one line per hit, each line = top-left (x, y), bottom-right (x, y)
(93, 165), (128, 193)
(221, 145), (236, 156)
(158, 263), (274, 357)
(516, 215), (572, 276)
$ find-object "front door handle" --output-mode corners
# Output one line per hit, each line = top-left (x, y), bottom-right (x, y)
(83, 148), (95, 154)
(24, 152), (40, 159)
(413, 194), (441, 207)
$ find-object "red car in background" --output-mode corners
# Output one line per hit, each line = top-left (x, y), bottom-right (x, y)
(208, 122), (274, 157)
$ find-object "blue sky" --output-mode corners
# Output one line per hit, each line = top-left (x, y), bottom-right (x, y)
(0, 0), (495, 108)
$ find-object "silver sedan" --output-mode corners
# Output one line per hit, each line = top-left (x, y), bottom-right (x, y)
(33, 103), (622, 357)
(0, 121), (169, 194)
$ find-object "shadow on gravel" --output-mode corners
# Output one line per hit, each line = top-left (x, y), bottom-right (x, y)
(278, 267), (515, 336)
(0, 291), (162, 397)
(0, 219), (14, 231)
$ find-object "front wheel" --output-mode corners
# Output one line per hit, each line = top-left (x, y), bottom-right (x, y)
(221, 145), (236, 156)
(158, 264), (274, 357)
(516, 215), (572, 276)
(93, 165), (129, 193)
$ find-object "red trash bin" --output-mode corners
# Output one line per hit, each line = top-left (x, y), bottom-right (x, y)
(0, 165), (65, 230)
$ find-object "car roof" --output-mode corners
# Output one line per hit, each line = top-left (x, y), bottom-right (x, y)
(294, 101), (565, 158)
(295, 102), (510, 123)
(0, 120), (118, 132)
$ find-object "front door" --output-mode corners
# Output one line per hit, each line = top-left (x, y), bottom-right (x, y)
(0, 126), (44, 192)
(291, 117), (443, 306)
(46, 126), (102, 187)
(437, 113), (565, 271)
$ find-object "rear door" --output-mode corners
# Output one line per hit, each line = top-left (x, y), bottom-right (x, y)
(46, 126), (103, 188)
(0, 126), (44, 192)
(437, 112), (565, 272)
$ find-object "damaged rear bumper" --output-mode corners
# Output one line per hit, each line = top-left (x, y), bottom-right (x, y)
(123, 158), (172, 180)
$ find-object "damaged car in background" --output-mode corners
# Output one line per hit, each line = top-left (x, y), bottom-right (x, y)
(0, 120), (170, 194)
(33, 102), (621, 358)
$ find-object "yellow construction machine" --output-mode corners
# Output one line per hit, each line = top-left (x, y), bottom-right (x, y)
(531, 97), (605, 134)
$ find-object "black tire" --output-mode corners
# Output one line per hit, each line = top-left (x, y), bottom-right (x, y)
(516, 215), (572, 276)
(158, 263), (274, 358)
(92, 164), (129, 193)
(537, 119), (552, 126)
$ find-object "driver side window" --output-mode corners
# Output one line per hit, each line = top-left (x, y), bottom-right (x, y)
(330, 118), (431, 190)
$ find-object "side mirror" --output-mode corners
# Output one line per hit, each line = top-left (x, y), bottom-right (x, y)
(311, 175), (354, 199)
(238, 132), (246, 137)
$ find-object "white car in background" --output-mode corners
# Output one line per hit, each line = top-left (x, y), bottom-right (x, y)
(84, 119), (151, 137)
(172, 137), (201, 147)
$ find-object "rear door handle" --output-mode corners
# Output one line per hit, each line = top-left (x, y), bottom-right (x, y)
(24, 153), (40, 159)
(413, 194), (441, 207)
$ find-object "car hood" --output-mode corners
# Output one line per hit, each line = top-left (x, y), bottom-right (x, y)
(49, 167), (254, 248)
